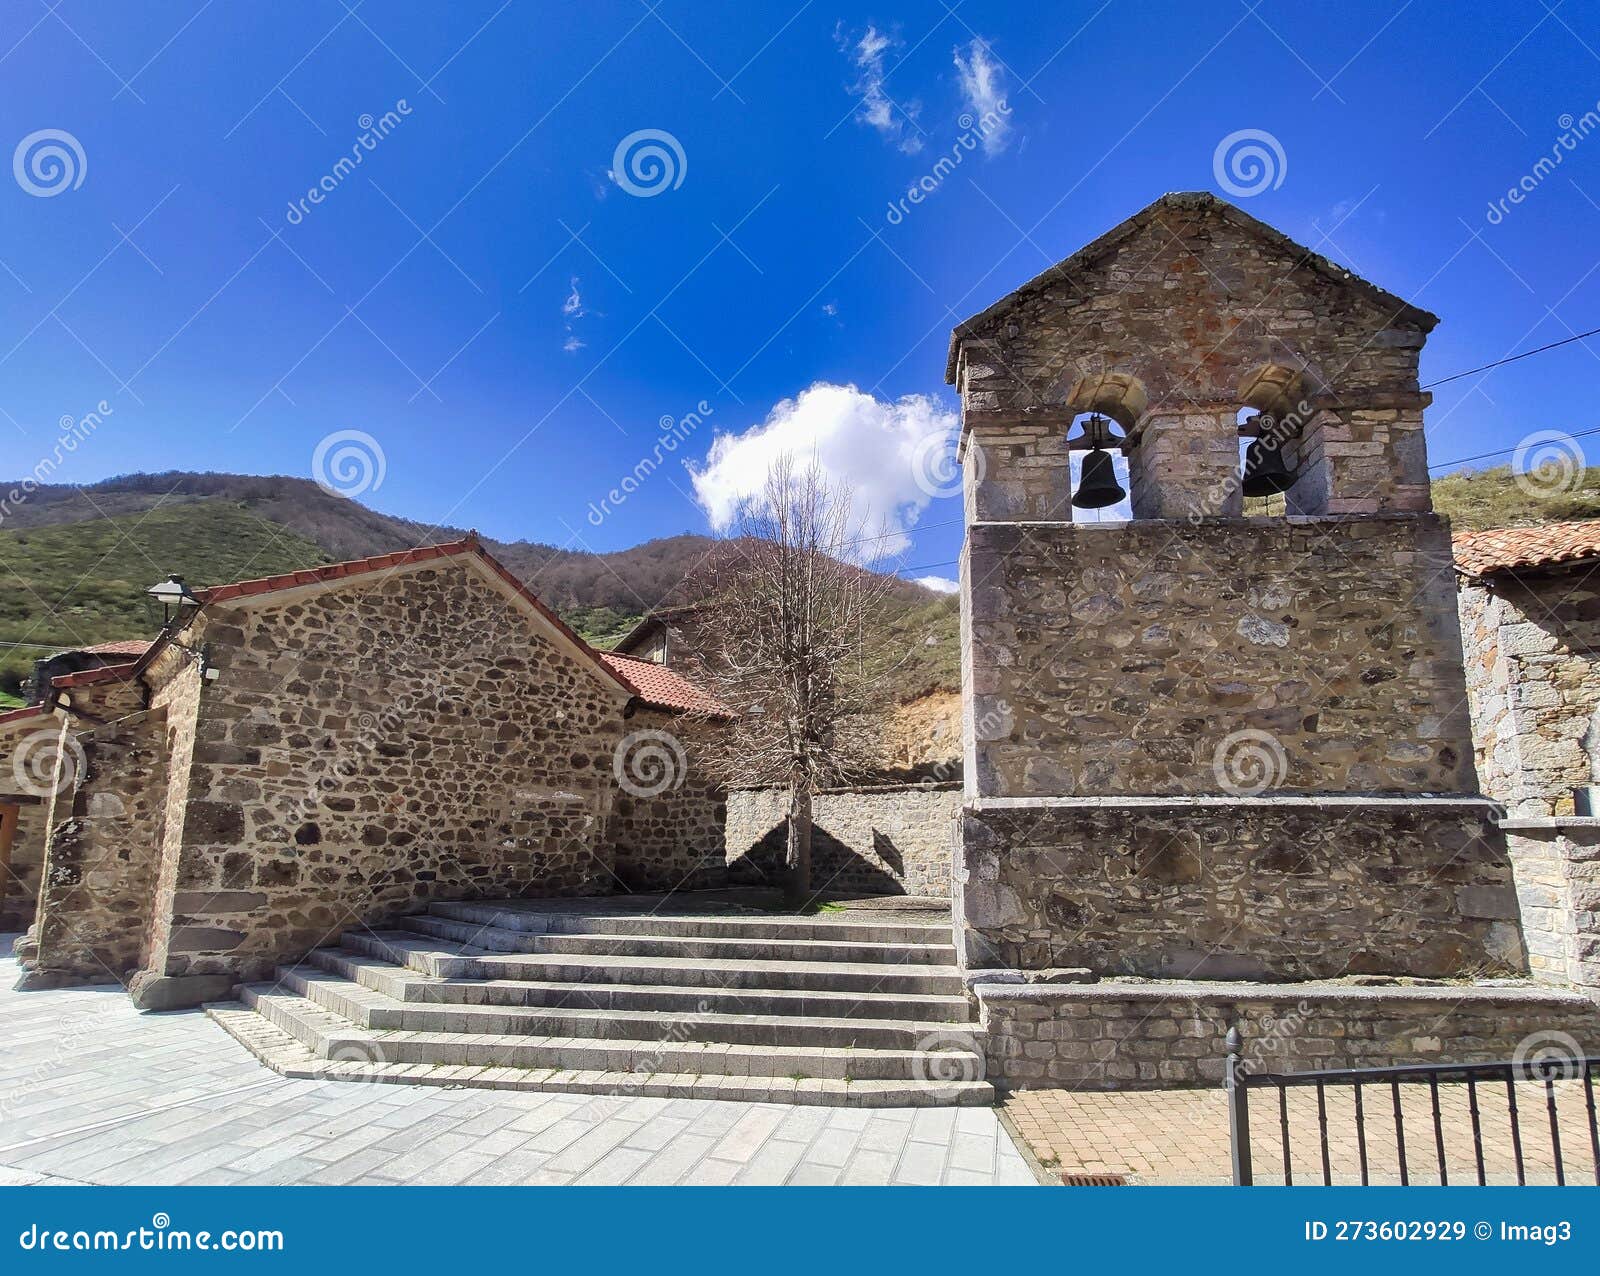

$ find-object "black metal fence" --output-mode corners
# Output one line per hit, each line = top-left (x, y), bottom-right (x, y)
(1224, 1028), (1600, 1186)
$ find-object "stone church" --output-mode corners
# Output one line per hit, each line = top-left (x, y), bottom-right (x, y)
(7, 535), (726, 1010)
(5, 192), (1596, 1103)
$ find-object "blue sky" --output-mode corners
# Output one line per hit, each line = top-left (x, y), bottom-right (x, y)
(4, 1), (1600, 590)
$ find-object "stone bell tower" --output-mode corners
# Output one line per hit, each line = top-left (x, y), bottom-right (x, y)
(948, 193), (1530, 992)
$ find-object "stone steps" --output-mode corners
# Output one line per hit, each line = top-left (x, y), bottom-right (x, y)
(280, 963), (959, 1049)
(427, 899), (951, 945)
(401, 912), (959, 971)
(312, 944), (973, 1020)
(205, 894), (992, 1107)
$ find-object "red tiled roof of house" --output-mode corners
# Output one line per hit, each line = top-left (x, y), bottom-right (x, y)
(599, 652), (732, 718)
(1452, 520), (1600, 577)
(81, 639), (154, 657)
(52, 664), (140, 689)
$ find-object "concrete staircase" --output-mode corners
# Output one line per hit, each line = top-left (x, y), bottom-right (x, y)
(206, 897), (992, 1107)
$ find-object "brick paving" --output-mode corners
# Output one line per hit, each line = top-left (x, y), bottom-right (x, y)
(1005, 1080), (1599, 1186)
(0, 940), (1034, 1187)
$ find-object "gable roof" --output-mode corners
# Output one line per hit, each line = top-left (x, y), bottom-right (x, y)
(98, 534), (724, 715)
(944, 191), (1439, 383)
(600, 651), (731, 718)
(1453, 519), (1600, 579)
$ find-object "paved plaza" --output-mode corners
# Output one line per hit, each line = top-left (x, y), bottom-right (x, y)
(0, 941), (1034, 1187)
(1005, 1080), (1598, 1186)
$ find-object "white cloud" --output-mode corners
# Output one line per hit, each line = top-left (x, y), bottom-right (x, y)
(562, 336), (585, 354)
(953, 38), (1012, 156)
(562, 277), (584, 317)
(838, 24), (923, 154)
(688, 381), (960, 563)
(914, 575), (959, 595)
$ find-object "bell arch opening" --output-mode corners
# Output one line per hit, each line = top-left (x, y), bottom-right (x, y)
(1236, 364), (1314, 516)
(1065, 411), (1132, 523)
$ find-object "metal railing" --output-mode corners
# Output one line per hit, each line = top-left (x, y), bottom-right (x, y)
(1224, 1027), (1600, 1186)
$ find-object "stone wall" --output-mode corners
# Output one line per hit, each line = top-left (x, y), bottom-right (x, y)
(1458, 573), (1600, 817)
(957, 798), (1525, 979)
(18, 708), (169, 987)
(976, 981), (1600, 1089)
(134, 559), (631, 986)
(726, 784), (959, 897)
(1501, 819), (1600, 999)
(605, 710), (726, 892)
(964, 516), (1477, 800)
(0, 798), (46, 931)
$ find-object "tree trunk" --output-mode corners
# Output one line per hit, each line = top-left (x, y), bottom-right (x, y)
(784, 782), (813, 908)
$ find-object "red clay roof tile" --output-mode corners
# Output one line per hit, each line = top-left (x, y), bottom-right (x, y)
(599, 652), (730, 718)
(1453, 519), (1600, 577)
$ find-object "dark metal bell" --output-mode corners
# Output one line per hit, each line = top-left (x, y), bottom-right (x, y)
(1241, 436), (1296, 497)
(1072, 447), (1125, 509)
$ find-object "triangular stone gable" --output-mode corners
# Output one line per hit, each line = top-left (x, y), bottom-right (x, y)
(946, 191), (1436, 387)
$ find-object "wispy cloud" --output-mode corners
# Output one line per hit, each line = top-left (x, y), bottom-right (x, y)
(914, 575), (959, 595)
(561, 277), (586, 353)
(837, 23), (923, 154)
(953, 38), (1012, 156)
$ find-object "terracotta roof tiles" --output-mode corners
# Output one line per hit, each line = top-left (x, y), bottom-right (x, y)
(1452, 520), (1600, 577)
(600, 652), (731, 718)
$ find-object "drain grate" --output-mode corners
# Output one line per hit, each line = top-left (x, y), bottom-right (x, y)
(1060, 1172), (1127, 1186)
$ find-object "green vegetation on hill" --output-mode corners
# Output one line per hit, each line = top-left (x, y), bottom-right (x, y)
(562, 605), (644, 649)
(1429, 463), (1600, 531)
(0, 502), (330, 694)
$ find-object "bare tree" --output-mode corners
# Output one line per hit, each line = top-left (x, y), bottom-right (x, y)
(687, 456), (895, 906)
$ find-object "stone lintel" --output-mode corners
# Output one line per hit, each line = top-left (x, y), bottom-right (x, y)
(965, 794), (1501, 813)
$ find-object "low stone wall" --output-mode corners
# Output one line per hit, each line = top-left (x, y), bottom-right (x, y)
(18, 709), (169, 987)
(976, 981), (1600, 1090)
(726, 785), (959, 897)
(957, 796), (1526, 979)
(1503, 818), (1600, 1000)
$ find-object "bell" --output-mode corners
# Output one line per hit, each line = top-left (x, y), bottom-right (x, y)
(1241, 436), (1296, 497)
(1072, 447), (1126, 509)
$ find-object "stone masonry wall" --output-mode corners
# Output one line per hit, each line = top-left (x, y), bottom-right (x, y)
(138, 560), (631, 985)
(1502, 821), (1600, 999)
(21, 708), (169, 986)
(1, 799), (46, 931)
(965, 516), (1476, 799)
(605, 709), (726, 892)
(953, 195), (1433, 520)
(958, 799), (1525, 979)
(1458, 573), (1600, 817)
(977, 983), (1600, 1090)
(726, 785), (959, 897)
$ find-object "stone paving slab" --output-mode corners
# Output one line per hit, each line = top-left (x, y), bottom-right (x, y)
(1004, 1083), (1599, 1185)
(0, 941), (1033, 1187)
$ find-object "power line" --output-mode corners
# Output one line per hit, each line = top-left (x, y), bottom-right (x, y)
(1423, 325), (1600, 390)
(1428, 423), (1600, 471)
